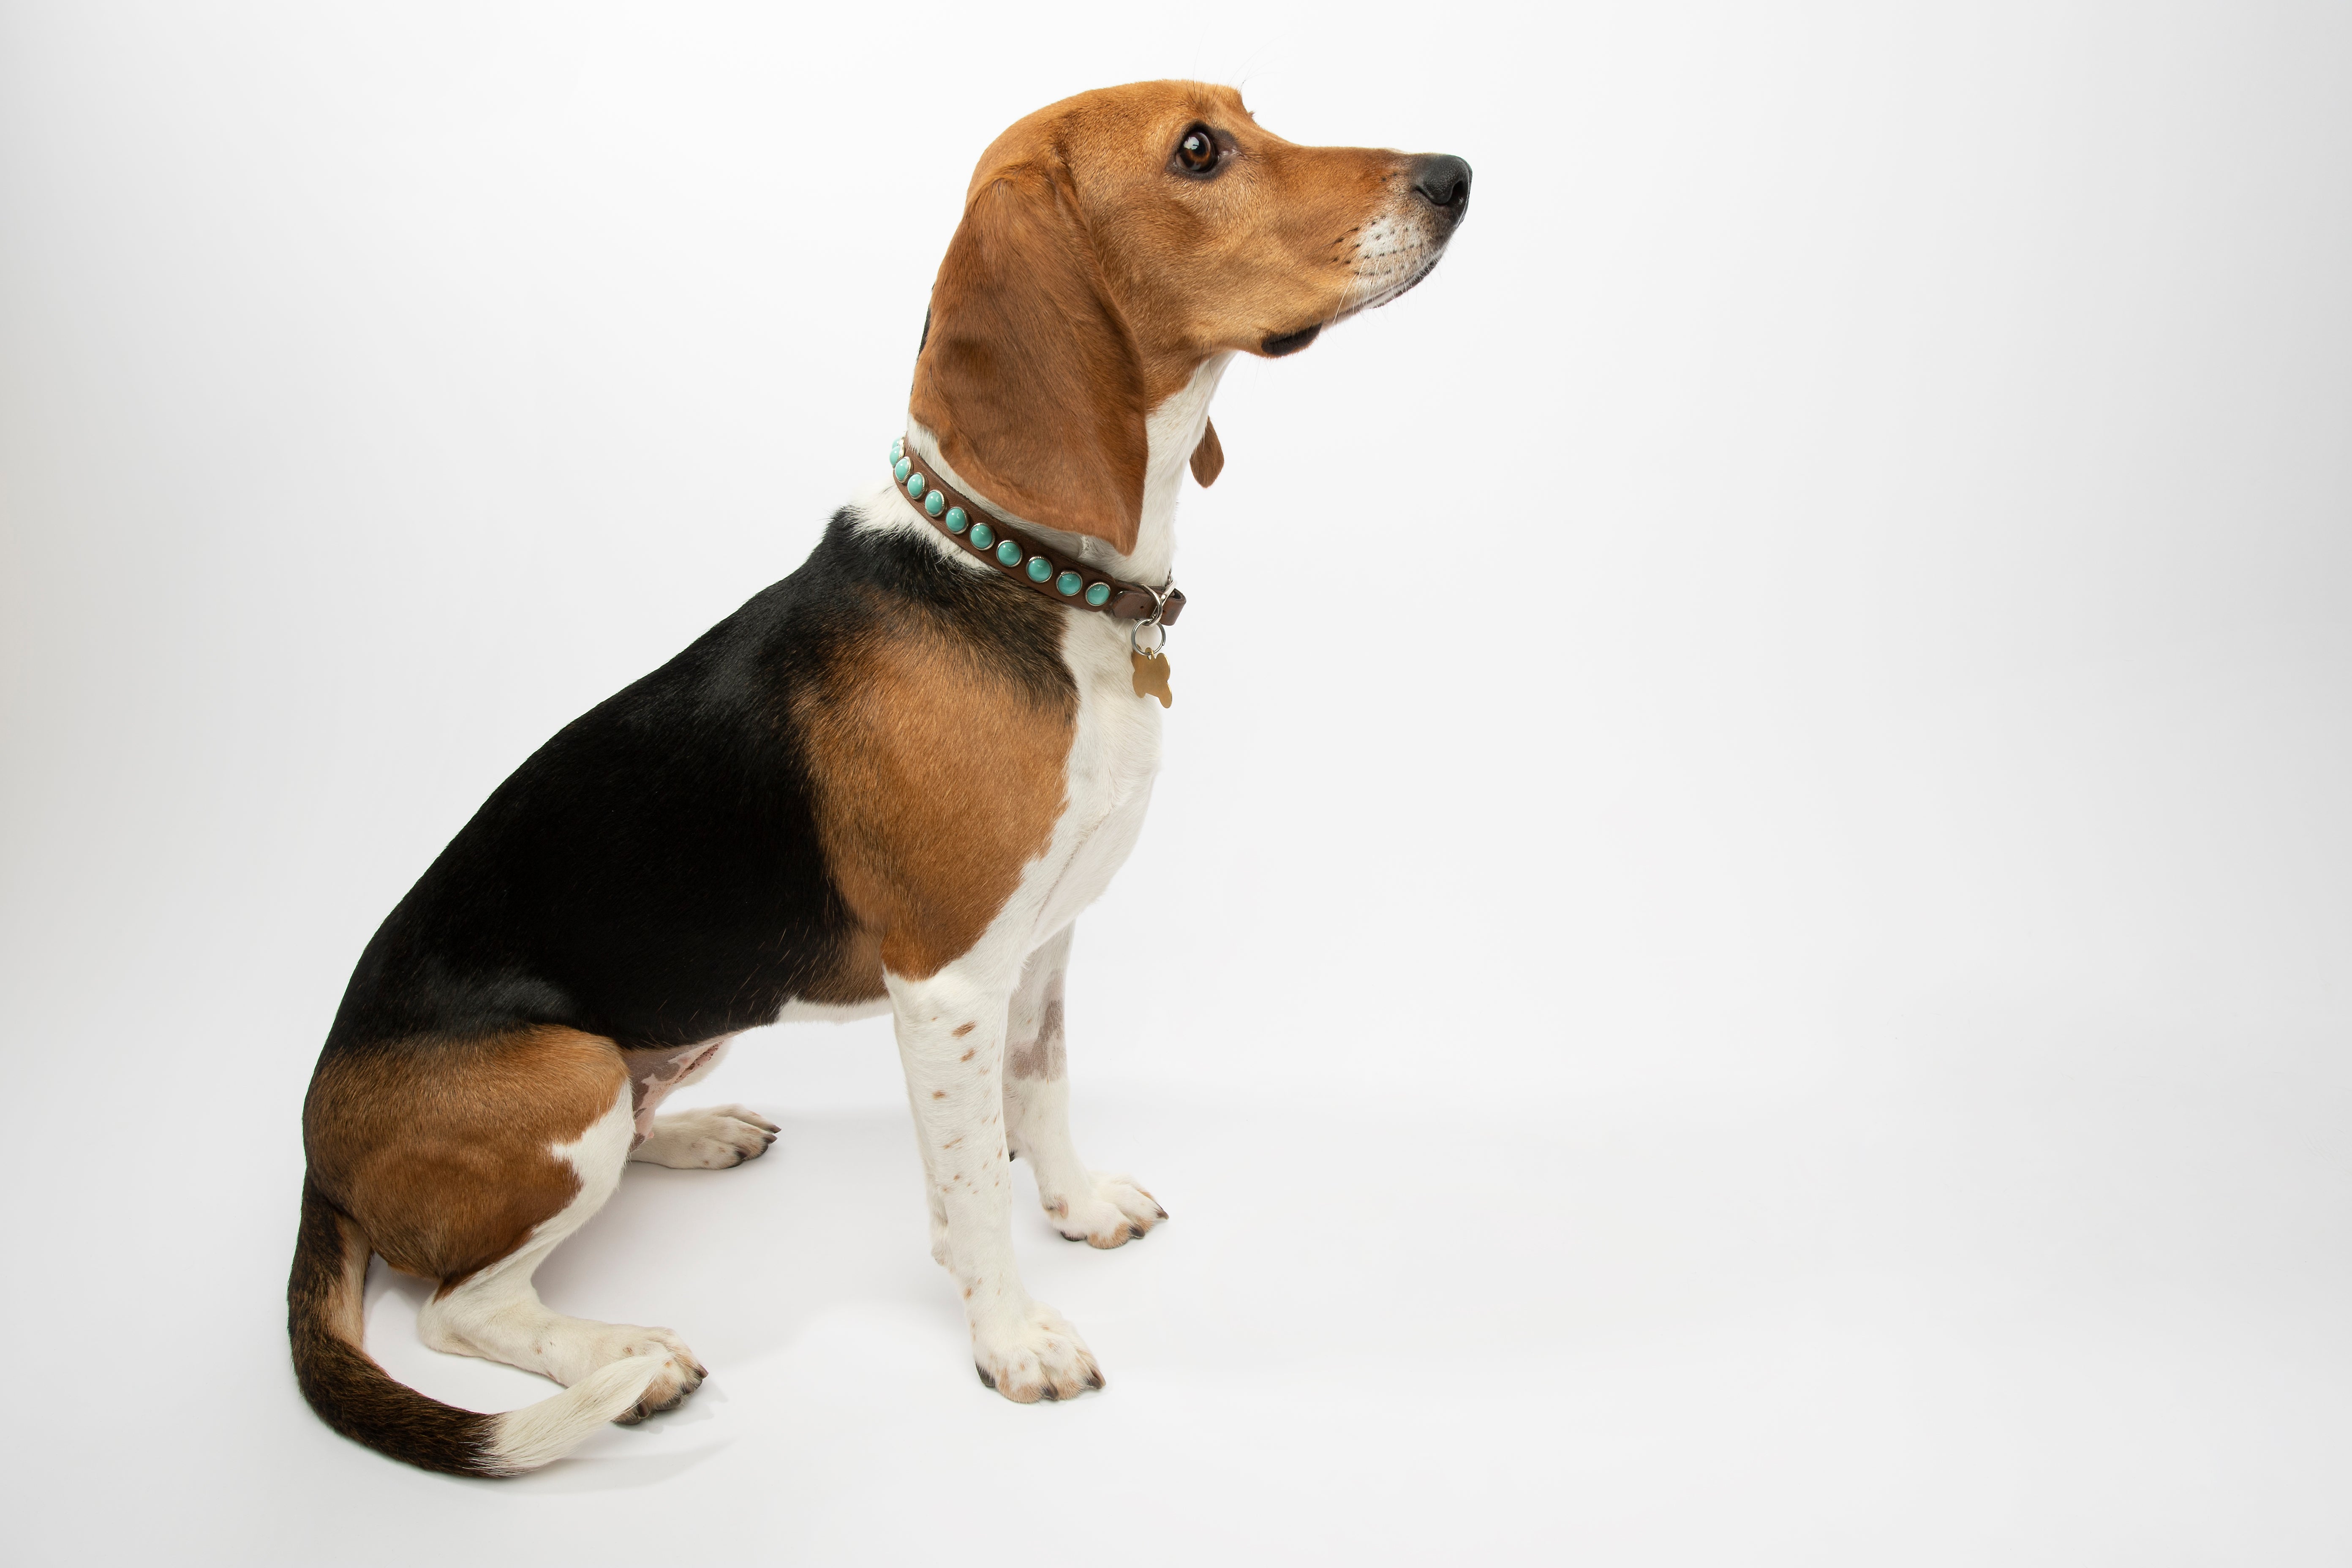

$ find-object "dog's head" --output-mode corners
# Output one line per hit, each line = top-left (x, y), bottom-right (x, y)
(910, 80), (1470, 553)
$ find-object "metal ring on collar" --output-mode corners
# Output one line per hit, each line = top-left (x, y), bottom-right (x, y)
(1130, 619), (1166, 657)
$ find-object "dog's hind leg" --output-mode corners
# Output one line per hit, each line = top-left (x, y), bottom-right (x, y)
(1002, 925), (1165, 1249)
(321, 1029), (703, 1417)
(413, 1083), (706, 1424)
(622, 1038), (780, 1169)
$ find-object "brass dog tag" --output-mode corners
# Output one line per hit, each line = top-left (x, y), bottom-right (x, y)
(1131, 650), (1172, 707)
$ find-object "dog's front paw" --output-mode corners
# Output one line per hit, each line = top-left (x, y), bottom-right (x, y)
(972, 1303), (1103, 1403)
(1043, 1172), (1165, 1247)
(629, 1105), (779, 1169)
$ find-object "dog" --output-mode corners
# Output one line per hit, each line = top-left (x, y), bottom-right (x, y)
(290, 79), (1468, 1475)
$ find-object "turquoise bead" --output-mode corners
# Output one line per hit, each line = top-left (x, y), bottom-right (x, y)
(945, 506), (968, 534)
(1026, 556), (1052, 583)
(893, 457), (911, 482)
(1056, 570), (1082, 596)
(969, 522), (995, 549)
(996, 539), (1023, 567)
(1084, 582), (1111, 607)
(906, 473), (926, 499)
(924, 490), (946, 517)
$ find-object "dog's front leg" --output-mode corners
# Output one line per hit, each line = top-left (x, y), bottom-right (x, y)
(891, 964), (1104, 1402)
(1004, 925), (1165, 1247)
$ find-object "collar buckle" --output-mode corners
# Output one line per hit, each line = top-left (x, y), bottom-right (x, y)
(1133, 581), (1168, 627)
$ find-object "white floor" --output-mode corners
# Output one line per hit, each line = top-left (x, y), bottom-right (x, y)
(7, 999), (2345, 1565)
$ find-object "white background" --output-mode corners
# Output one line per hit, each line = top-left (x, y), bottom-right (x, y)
(3, 1), (2348, 1562)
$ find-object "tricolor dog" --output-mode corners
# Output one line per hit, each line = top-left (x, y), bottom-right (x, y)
(291, 79), (1469, 1475)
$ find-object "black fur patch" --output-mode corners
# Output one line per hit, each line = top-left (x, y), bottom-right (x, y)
(320, 510), (1071, 1057)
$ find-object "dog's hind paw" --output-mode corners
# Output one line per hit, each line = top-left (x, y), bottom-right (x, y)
(564, 1325), (706, 1424)
(972, 1302), (1103, 1403)
(1043, 1172), (1165, 1247)
(629, 1105), (779, 1169)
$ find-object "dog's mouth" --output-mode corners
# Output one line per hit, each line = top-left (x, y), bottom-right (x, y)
(1341, 245), (1446, 318)
(1260, 244), (1449, 357)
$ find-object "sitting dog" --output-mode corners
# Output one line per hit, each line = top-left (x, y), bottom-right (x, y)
(290, 79), (1468, 1475)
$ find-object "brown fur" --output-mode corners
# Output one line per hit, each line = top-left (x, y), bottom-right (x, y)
(912, 81), (1417, 552)
(915, 159), (1150, 550)
(795, 595), (1078, 980)
(302, 1025), (629, 1292)
(1189, 418), (1224, 487)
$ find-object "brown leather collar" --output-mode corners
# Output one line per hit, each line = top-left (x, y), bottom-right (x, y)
(891, 437), (1185, 626)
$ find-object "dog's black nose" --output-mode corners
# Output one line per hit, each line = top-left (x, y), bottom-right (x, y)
(1409, 154), (1473, 225)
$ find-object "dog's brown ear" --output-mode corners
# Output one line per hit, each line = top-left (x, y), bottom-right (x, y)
(1190, 419), (1224, 487)
(910, 164), (1147, 553)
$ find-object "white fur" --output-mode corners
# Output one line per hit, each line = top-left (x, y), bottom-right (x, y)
(1343, 213), (1420, 305)
(631, 1103), (779, 1168)
(773, 996), (895, 1024)
(1337, 194), (1452, 318)
(486, 1355), (671, 1475)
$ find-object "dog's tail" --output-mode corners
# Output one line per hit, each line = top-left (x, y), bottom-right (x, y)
(287, 1175), (666, 1477)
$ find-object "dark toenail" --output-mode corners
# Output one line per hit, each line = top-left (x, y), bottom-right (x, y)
(976, 1366), (995, 1388)
(1086, 1371), (1103, 1388)
(1128, 1225), (1144, 1238)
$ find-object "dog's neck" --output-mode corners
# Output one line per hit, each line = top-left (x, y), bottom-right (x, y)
(903, 352), (1231, 589)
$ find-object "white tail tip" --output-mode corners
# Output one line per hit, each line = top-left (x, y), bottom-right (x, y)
(482, 1355), (670, 1475)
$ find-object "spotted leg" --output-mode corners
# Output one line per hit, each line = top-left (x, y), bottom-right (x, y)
(892, 955), (1103, 1402)
(1004, 924), (1165, 1247)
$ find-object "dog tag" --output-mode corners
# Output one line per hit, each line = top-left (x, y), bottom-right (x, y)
(1131, 650), (1172, 707)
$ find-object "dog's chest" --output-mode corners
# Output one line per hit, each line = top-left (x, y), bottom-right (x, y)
(1026, 622), (1161, 942)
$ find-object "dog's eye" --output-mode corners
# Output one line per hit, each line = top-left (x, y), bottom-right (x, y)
(1176, 126), (1221, 176)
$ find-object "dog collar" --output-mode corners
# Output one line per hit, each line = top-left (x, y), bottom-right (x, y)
(889, 436), (1185, 628)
